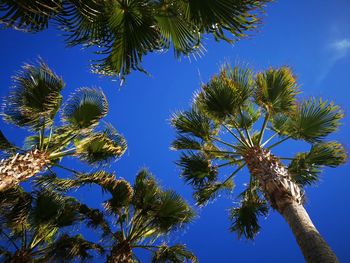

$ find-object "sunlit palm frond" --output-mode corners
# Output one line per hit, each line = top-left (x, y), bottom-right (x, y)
(151, 244), (198, 263)
(194, 180), (234, 206)
(75, 124), (127, 165)
(171, 107), (214, 141)
(42, 234), (104, 262)
(152, 190), (195, 233)
(62, 87), (108, 129)
(176, 152), (218, 188)
(286, 98), (343, 142)
(155, 6), (200, 57)
(91, 0), (160, 78)
(229, 190), (268, 240)
(232, 102), (261, 130)
(289, 141), (347, 186)
(182, 0), (269, 42)
(255, 67), (298, 115)
(0, 0), (62, 31)
(2, 60), (64, 130)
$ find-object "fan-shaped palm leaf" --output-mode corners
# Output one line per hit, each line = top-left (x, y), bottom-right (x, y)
(151, 244), (198, 263)
(62, 87), (108, 129)
(255, 67), (298, 115)
(2, 60), (64, 130)
(0, 0), (62, 31)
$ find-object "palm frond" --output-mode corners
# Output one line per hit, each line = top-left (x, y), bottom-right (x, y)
(151, 244), (198, 263)
(289, 141), (347, 186)
(62, 87), (108, 129)
(171, 135), (202, 151)
(171, 107), (214, 141)
(286, 98), (343, 142)
(194, 180), (234, 206)
(0, 0), (61, 31)
(91, 0), (160, 78)
(43, 234), (104, 262)
(152, 190), (195, 233)
(0, 130), (17, 153)
(255, 67), (298, 115)
(176, 152), (218, 188)
(2, 60), (64, 130)
(229, 190), (268, 239)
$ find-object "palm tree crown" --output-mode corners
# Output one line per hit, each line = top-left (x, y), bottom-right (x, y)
(171, 65), (346, 262)
(0, 59), (127, 192)
(0, 186), (103, 262)
(0, 0), (271, 80)
(36, 169), (197, 262)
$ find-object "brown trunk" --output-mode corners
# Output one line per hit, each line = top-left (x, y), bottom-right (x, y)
(283, 202), (338, 263)
(107, 242), (133, 263)
(6, 250), (33, 263)
(244, 146), (338, 263)
(0, 149), (49, 192)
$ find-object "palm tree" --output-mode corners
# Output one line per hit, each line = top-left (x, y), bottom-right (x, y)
(0, 186), (103, 262)
(35, 169), (197, 263)
(0, 0), (271, 79)
(0, 59), (127, 192)
(171, 65), (347, 263)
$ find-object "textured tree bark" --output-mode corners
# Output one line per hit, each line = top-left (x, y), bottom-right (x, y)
(0, 150), (49, 192)
(244, 146), (338, 263)
(282, 202), (338, 263)
(107, 242), (133, 263)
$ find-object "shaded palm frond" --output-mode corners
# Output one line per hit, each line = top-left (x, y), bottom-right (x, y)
(152, 190), (195, 233)
(2, 60), (64, 130)
(0, 0), (62, 31)
(42, 234), (104, 262)
(255, 67), (298, 115)
(171, 107), (214, 141)
(171, 135), (202, 151)
(289, 141), (347, 186)
(194, 180), (234, 206)
(151, 244), (198, 263)
(176, 152), (218, 189)
(0, 130), (17, 153)
(229, 190), (268, 240)
(62, 87), (108, 129)
(91, 0), (161, 78)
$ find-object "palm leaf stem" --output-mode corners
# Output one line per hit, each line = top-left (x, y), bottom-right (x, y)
(129, 221), (154, 243)
(221, 163), (246, 185)
(51, 163), (81, 175)
(223, 123), (249, 147)
(45, 125), (54, 151)
(212, 137), (237, 149)
(261, 132), (278, 148)
(239, 107), (254, 145)
(49, 148), (76, 159)
(217, 159), (243, 168)
(0, 229), (19, 250)
(40, 120), (46, 150)
(267, 136), (291, 149)
(258, 112), (269, 145)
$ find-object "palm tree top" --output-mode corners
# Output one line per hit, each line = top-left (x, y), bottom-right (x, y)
(0, 0), (272, 81)
(35, 168), (197, 262)
(171, 64), (347, 239)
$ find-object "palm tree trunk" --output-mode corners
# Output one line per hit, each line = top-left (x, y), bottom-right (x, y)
(244, 146), (338, 263)
(107, 242), (133, 263)
(283, 201), (338, 263)
(0, 149), (49, 192)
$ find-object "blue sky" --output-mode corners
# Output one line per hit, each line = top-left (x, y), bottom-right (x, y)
(1, 0), (350, 262)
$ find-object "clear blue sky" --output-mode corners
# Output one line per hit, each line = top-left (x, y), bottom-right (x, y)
(1, 0), (350, 262)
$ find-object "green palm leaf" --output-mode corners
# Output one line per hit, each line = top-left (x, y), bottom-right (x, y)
(75, 124), (127, 165)
(286, 98), (343, 142)
(62, 87), (108, 129)
(177, 152), (218, 188)
(229, 190), (268, 240)
(152, 244), (198, 263)
(0, 0), (61, 31)
(289, 141), (347, 186)
(255, 67), (299, 115)
(2, 60), (64, 130)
